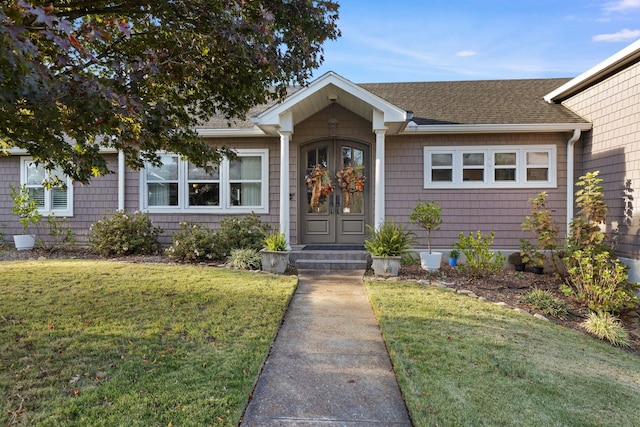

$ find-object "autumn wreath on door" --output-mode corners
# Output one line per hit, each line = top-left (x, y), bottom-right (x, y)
(336, 165), (366, 213)
(305, 165), (335, 211)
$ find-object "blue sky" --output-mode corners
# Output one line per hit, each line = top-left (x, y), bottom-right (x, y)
(311, 0), (640, 83)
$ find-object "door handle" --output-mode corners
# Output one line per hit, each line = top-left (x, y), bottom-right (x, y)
(335, 195), (340, 212)
(329, 194), (334, 214)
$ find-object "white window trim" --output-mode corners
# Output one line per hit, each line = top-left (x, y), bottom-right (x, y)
(141, 149), (269, 214)
(423, 145), (557, 189)
(20, 157), (74, 217)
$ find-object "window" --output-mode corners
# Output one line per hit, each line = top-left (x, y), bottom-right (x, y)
(423, 145), (556, 189)
(20, 158), (74, 216)
(142, 149), (268, 213)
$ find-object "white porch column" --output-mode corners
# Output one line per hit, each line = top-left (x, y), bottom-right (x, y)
(118, 150), (125, 211)
(374, 129), (387, 229)
(278, 130), (292, 249)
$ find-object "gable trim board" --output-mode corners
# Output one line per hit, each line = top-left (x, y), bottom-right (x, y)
(2, 40), (640, 281)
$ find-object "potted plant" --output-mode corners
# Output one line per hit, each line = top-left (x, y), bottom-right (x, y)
(364, 220), (414, 277)
(260, 229), (289, 274)
(512, 238), (532, 271)
(9, 184), (42, 250)
(409, 200), (443, 271)
(448, 249), (460, 267)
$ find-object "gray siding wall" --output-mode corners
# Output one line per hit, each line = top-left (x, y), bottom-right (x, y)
(1, 109), (572, 252)
(384, 132), (570, 250)
(562, 61), (640, 259)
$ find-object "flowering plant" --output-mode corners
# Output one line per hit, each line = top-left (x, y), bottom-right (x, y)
(305, 165), (334, 210)
(336, 165), (365, 209)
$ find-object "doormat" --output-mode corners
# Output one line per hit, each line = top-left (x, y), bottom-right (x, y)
(302, 245), (365, 251)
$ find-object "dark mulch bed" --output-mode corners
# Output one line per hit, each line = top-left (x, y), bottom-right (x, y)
(2, 247), (639, 356)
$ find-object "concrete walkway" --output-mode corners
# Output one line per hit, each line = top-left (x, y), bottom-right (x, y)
(241, 269), (412, 426)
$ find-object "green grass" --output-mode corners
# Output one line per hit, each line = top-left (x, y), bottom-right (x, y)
(365, 280), (640, 427)
(0, 260), (297, 426)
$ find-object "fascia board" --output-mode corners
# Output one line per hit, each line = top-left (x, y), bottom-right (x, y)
(544, 39), (640, 103)
(255, 71), (407, 125)
(402, 123), (593, 134)
(197, 127), (266, 137)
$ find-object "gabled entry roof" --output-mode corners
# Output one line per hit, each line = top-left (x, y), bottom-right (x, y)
(251, 72), (409, 135)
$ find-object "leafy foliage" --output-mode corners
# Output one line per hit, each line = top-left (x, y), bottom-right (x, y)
(263, 229), (287, 251)
(521, 191), (560, 267)
(409, 199), (442, 253)
(0, 1), (340, 183)
(581, 311), (631, 347)
(566, 248), (638, 313)
(519, 288), (570, 319)
(365, 220), (415, 257)
(226, 248), (262, 270)
(9, 184), (42, 233)
(37, 215), (76, 249)
(165, 222), (217, 262)
(568, 171), (608, 250)
(166, 214), (267, 262)
(88, 210), (162, 255)
(455, 231), (506, 277)
(562, 171), (639, 314)
(213, 213), (268, 259)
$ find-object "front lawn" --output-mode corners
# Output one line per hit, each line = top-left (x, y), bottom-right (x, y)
(366, 280), (640, 427)
(0, 260), (297, 426)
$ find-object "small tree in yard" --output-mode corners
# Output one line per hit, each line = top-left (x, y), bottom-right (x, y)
(521, 191), (560, 269)
(409, 200), (442, 254)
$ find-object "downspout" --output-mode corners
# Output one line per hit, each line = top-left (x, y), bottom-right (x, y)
(566, 128), (581, 236)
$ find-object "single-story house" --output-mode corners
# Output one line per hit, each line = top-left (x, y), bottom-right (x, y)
(1, 39), (639, 281)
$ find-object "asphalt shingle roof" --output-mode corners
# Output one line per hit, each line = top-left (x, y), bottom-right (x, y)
(359, 78), (587, 125)
(198, 77), (588, 130)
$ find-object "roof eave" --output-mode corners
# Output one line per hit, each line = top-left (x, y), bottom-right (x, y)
(401, 123), (592, 134)
(196, 126), (267, 137)
(544, 39), (640, 103)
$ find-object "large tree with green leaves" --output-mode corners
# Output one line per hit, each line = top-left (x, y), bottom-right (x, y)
(0, 0), (340, 183)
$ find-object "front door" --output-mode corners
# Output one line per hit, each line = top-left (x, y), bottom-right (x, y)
(299, 140), (371, 244)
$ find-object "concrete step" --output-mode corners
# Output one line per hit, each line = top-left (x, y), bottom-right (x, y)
(291, 248), (369, 271)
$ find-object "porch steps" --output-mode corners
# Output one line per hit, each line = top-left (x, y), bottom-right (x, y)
(290, 247), (369, 271)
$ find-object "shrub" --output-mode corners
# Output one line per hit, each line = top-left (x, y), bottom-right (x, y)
(211, 213), (268, 259)
(226, 248), (262, 270)
(455, 231), (506, 277)
(521, 192), (560, 269)
(565, 248), (638, 313)
(165, 222), (217, 262)
(519, 288), (570, 319)
(89, 210), (162, 256)
(364, 220), (415, 257)
(581, 311), (631, 347)
(38, 215), (76, 250)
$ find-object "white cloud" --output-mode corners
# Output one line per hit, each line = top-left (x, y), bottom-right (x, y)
(456, 50), (478, 57)
(604, 0), (640, 12)
(593, 28), (640, 42)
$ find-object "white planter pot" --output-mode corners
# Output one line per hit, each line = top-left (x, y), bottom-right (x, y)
(420, 252), (442, 271)
(14, 234), (36, 251)
(260, 250), (290, 274)
(371, 256), (401, 277)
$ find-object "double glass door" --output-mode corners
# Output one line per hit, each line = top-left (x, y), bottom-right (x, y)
(300, 140), (370, 244)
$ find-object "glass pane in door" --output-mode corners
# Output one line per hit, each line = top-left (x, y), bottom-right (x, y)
(338, 146), (365, 214)
(305, 147), (331, 213)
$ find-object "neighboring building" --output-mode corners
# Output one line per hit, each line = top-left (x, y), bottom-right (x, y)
(1, 40), (639, 280)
